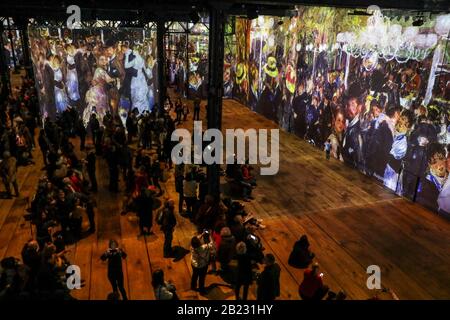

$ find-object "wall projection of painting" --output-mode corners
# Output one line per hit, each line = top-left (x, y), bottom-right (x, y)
(28, 26), (158, 127)
(230, 8), (450, 216)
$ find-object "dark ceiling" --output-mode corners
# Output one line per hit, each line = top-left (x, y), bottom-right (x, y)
(0, 0), (449, 22)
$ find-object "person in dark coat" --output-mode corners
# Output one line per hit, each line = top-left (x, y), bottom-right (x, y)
(256, 77), (282, 123)
(416, 143), (448, 212)
(43, 56), (56, 120)
(402, 115), (438, 200)
(175, 163), (185, 214)
(86, 146), (97, 192)
(105, 39), (126, 115)
(256, 57), (282, 123)
(76, 117), (86, 151)
(38, 128), (49, 166)
(0, 151), (19, 198)
(160, 199), (177, 258)
(257, 253), (281, 301)
(342, 86), (365, 169)
(74, 41), (93, 108)
(21, 240), (41, 290)
(136, 188), (154, 235)
(175, 98), (183, 123)
(235, 242), (253, 300)
(291, 83), (308, 139)
(88, 113), (100, 151)
(193, 97), (201, 121)
(100, 240), (128, 300)
(288, 235), (315, 269)
(365, 106), (401, 179)
(126, 111), (137, 144)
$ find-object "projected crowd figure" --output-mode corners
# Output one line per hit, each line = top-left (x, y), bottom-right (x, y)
(229, 12), (450, 216)
(29, 28), (158, 127)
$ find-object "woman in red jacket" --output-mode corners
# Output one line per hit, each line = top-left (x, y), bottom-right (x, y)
(299, 262), (329, 300)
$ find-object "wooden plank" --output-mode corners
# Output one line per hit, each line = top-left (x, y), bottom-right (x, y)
(332, 204), (450, 299)
(308, 204), (434, 300)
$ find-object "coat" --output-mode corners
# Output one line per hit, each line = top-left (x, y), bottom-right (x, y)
(216, 234), (236, 265)
(257, 263), (281, 300)
(0, 156), (17, 183)
(161, 207), (177, 232)
(291, 93), (308, 138)
(236, 254), (253, 285)
(342, 117), (363, 169)
(288, 241), (314, 269)
(365, 121), (394, 178)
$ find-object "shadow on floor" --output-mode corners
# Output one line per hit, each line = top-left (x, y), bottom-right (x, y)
(172, 246), (190, 262)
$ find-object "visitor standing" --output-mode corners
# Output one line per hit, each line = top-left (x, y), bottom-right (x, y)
(100, 240), (128, 300)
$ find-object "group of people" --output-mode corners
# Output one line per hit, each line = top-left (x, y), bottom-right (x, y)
(0, 78), (38, 179)
(0, 76), (95, 299)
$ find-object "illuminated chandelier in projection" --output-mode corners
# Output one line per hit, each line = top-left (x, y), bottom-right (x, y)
(336, 10), (444, 65)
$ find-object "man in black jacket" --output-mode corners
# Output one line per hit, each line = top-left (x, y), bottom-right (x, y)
(291, 83), (308, 139)
(86, 145), (97, 193)
(160, 199), (177, 258)
(416, 143), (448, 212)
(257, 254), (281, 301)
(342, 85), (365, 170)
(365, 106), (401, 179)
(101, 240), (128, 300)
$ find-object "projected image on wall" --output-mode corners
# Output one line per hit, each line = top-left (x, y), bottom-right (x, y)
(28, 25), (158, 127)
(232, 8), (450, 216)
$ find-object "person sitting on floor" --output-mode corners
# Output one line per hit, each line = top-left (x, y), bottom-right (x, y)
(152, 269), (178, 300)
(299, 262), (329, 300)
(288, 234), (315, 268)
(242, 160), (257, 187)
(233, 163), (254, 202)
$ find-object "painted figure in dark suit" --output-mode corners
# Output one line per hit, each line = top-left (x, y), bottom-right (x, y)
(105, 39), (125, 115)
(402, 116), (438, 200)
(256, 56), (282, 123)
(416, 143), (448, 212)
(74, 41), (94, 111)
(291, 83), (308, 139)
(43, 55), (56, 120)
(342, 85), (365, 169)
(365, 106), (401, 179)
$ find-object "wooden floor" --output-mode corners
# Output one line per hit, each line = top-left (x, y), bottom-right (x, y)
(1, 94), (450, 300)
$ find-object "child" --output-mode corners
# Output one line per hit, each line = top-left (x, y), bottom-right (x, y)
(324, 139), (331, 160)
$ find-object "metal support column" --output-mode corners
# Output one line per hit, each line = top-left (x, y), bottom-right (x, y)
(206, 3), (226, 199)
(18, 18), (33, 78)
(157, 20), (166, 111)
(0, 25), (12, 100)
(6, 18), (19, 74)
